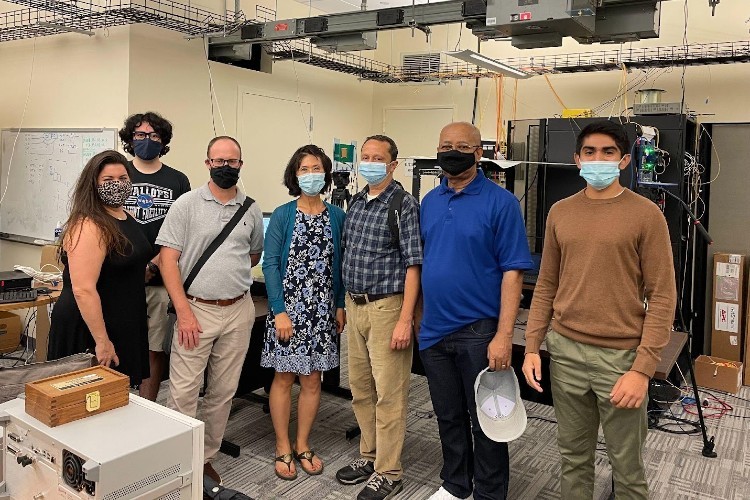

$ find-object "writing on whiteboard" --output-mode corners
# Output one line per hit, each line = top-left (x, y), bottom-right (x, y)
(1, 130), (117, 241)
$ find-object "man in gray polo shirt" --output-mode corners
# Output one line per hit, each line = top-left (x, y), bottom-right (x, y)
(157, 135), (264, 485)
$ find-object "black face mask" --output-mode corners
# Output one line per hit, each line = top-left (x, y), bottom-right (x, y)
(133, 138), (162, 161)
(210, 165), (240, 189)
(437, 150), (477, 176)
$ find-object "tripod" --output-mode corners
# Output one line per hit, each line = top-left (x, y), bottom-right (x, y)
(660, 188), (717, 458)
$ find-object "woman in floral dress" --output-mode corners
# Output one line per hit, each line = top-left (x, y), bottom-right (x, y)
(262, 145), (346, 480)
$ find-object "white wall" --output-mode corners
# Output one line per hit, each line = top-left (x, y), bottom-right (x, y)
(0, 0), (373, 267)
(0, 25), (130, 269)
(127, 23), (374, 212)
(1, 0), (749, 271)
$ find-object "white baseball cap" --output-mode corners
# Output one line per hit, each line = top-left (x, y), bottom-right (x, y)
(474, 367), (527, 442)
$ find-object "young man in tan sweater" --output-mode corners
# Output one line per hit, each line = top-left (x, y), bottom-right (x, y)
(522, 120), (677, 499)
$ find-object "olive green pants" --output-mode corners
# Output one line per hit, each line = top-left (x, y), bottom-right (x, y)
(546, 329), (649, 500)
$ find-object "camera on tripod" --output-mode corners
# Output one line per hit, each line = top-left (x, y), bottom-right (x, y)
(331, 171), (351, 208)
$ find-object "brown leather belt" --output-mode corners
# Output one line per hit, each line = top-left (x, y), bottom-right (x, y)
(186, 292), (246, 307)
(348, 292), (401, 306)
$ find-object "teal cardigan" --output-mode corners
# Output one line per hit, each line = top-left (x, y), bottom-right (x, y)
(262, 200), (346, 315)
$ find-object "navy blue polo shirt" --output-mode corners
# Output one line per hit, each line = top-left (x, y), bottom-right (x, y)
(419, 169), (533, 350)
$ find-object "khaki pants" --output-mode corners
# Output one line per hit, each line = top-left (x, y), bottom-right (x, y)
(546, 329), (648, 500)
(167, 295), (254, 462)
(346, 294), (412, 481)
(146, 285), (171, 352)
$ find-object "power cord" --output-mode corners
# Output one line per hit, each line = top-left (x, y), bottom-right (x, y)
(13, 264), (62, 285)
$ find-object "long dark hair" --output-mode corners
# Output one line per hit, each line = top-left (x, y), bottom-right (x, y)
(60, 150), (131, 256)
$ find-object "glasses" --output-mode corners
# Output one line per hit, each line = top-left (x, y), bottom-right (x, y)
(208, 158), (243, 168)
(438, 144), (481, 154)
(133, 131), (162, 142)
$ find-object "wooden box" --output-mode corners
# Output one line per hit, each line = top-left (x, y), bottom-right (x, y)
(25, 366), (129, 427)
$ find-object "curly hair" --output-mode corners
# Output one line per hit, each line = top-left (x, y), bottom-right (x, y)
(283, 145), (333, 197)
(60, 150), (131, 257)
(118, 112), (173, 157)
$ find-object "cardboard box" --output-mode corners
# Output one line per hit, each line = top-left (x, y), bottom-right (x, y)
(710, 253), (745, 362)
(25, 366), (129, 427)
(0, 311), (21, 354)
(694, 355), (743, 394)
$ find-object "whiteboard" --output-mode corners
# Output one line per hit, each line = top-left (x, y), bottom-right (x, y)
(0, 128), (117, 242)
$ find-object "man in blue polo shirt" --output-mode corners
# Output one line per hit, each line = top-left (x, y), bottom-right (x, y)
(420, 122), (532, 500)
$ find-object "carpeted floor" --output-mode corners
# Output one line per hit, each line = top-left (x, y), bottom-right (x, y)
(4, 336), (747, 500)
(193, 328), (750, 500)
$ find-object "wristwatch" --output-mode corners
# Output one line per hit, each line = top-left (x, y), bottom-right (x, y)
(147, 261), (159, 274)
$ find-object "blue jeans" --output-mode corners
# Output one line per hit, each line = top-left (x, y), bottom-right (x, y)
(420, 319), (509, 500)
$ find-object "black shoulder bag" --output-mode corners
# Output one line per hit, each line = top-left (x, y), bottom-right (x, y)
(163, 197), (255, 353)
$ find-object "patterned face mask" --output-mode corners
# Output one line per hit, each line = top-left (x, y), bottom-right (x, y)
(97, 179), (132, 207)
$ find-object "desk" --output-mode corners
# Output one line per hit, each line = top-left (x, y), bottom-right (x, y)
(234, 296), (274, 399)
(0, 290), (60, 362)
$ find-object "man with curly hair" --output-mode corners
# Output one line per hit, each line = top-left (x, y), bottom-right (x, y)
(118, 112), (191, 401)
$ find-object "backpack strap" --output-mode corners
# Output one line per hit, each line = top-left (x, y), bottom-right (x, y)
(387, 189), (407, 249)
(349, 185), (408, 250)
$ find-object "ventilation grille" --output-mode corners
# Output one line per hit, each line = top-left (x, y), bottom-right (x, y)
(158, 490), (182, 500)
(401, 52), (441, 75)
(104, 464), (181, 500)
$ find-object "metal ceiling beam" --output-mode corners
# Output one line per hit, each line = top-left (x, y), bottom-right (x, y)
(209, 0), (664, 52)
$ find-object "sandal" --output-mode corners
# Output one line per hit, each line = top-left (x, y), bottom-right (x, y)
(294, 450), (324, 476)
(274, 453), (298, 481)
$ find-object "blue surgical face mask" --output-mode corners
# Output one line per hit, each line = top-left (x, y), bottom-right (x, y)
(359, 162), (388, 186)
(579, 161), (622, 190)
(297, 173), (326, 196)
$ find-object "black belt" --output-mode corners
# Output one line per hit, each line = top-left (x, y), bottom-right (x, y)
(348, 292), (401, 306)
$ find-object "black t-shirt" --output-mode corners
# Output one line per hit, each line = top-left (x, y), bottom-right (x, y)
(125, 161), (191, 286)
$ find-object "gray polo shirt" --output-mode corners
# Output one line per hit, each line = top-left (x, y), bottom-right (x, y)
(156, 183), (264, 300)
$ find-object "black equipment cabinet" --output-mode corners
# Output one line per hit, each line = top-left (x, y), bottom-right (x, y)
(508, 116), (712, 355)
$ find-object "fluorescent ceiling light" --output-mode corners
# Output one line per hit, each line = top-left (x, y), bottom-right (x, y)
(36, 22), (94, 36)
(445, 50), (532, 79)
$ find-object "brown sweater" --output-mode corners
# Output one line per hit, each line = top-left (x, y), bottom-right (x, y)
(525, 189), (677, 377)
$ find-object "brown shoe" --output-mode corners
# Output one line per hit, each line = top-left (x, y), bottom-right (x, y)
(204, 462), (222, 485)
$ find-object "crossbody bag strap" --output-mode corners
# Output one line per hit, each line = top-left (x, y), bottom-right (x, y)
(182, 196), (255, 292)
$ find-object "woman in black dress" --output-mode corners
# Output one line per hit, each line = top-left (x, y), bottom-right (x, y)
(48, 150), (152, 386)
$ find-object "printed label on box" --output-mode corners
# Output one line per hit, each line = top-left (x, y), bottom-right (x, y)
(716, 262), (740, 278)
(715, 302), (739, 333)
(728, 254), (741, 264)
(716, 276), (739, 301)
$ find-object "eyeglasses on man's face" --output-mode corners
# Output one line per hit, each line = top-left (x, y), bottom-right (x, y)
(133, 131), (162, 142)
(438, 144), (481, 154)
(208, 158), (243, 168)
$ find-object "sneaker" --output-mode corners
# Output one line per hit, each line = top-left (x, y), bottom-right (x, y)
(204, 462), (222, 485)
(428, 487), (466, 500)
(357, 473), (403, 500)
(336, 458), (375, 485)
